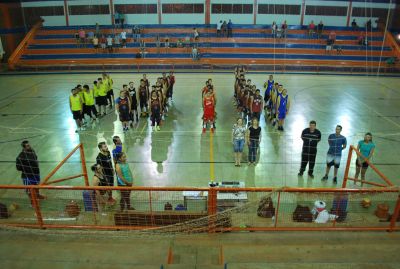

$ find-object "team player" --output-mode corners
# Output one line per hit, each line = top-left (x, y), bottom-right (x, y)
(167, 71), (175, 104)
(103, 73), (115, 108)
(93, 80), (101, 116)
(127, 81), (139, 125)
(96, 142), (116, 204)
(250, 89), (263, 122)
(138, 79), (149, 117)
(269, 82), (279, 121)
(202, 87), (216, 133)
(150, 90), (162, 131)
(97, 77), (108, 116)
(276, 88), (290, 131)
(116, 88), (131, 132)
(82, 84), (98, 124)
(263, 75), (274, 117)
(69, 88), (84, 133)
(321, 125), (347, 184)
(272, 84), (283, 126)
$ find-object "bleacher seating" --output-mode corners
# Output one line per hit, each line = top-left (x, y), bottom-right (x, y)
(12, 24), (400, 73)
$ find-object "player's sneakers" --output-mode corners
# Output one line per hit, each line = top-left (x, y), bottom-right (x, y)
(322, 175), (328, 181)
(108, 197), (116, 204)
(202, 128), (206, 133)
(37, 194), (46, 200)
(333, 177), (338, 184)
(156, 126), (161, 131)
(308, 173), (314, 179)
(298, 171), (304, 176)
(211, 128), (214, 133)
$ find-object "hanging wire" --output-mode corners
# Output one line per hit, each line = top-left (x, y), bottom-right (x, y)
(376, 0), (393, 76)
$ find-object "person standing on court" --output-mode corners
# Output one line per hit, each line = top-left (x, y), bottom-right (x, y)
(96, 142), (116, 204)
(354, 132), (375, 183)
(298, 120), (321, 178)
(247, 118), (262, 166)
(16, 140), (45, 200)
(232, 118), (247, 167)
(321, 125), (347, 184)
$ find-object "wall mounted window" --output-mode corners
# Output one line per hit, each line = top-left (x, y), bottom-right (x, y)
(115, 4), (157, 14)
(162, 4), (204, 14)
(23, 6), (64, 25)
(305, 5), (347, 16)
(68, 5), (110, 15)
(258, 4), (301, 15)
(211, 4), (253, 14)
(352, 7), (390, 18)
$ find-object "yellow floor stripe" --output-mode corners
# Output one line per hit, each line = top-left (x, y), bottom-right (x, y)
(209, 130), (215, 182)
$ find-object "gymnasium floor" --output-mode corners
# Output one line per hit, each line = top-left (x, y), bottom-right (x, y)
(1, 72), (400, 269)
(0, 72), (399, 188)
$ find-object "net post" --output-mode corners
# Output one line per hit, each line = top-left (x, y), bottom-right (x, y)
(79, 143), (89, 186)
(207, 187), (217, 233)
(274, 191), (281, 228)
(30, 186), (44, 228)
(149, 190), (155, 226)
(389, 195), (400, 232)
(342, 145), (353, 188)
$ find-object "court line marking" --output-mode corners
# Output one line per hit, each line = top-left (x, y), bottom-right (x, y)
(343, 92), (400, 129)
(209, 131), (215, 182)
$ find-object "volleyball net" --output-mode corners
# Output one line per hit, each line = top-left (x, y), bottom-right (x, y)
(1, 143), (399, 233)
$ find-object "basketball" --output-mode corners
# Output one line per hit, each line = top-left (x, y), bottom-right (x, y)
(361, 198), (372, 208)
(65, 200), (81, 217)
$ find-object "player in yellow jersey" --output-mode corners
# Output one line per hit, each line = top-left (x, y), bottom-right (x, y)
(93, 80), (101, 116)
(69, 88), (84, 133)
(97, 77), (108, 116)
(83, 85), (98, 125)
(103, 73), (115, 108)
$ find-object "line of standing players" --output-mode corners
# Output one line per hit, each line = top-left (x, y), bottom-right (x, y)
(234, 67), (291, 131)
(69, 72), (175, 133)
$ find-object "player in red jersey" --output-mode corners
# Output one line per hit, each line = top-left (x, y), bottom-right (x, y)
(202, 86), (216, 133)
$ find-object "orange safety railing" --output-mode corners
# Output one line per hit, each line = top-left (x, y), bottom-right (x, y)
(0, 185), (399, 232)
(8, 20), (43, 70)
(385, 31), (400, 60)
(342, 145), (394, 188)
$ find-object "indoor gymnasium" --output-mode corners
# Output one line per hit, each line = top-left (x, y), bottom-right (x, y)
(0, 0), (400, 268)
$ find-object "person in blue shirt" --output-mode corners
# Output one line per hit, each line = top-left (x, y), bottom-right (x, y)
(355, 132), (375, 183)
(112, 135), (123, 163)
(227, 19), (233, 37)
(321, 125), (347, 184)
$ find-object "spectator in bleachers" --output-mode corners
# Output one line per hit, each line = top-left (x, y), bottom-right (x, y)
(114, 11), (120, 26)
(317, 21), (324, 39)
(133, 25), (141, 42)
(271, 21), (277, 37)
(106, 35), (113, 53)
(326, 31), (336, 54)
(74, 31), (80, 46)
(366, 19), (372, 31)
(100, 35), (106, 52)
(281, 20), (288, 38)
(185, 35), (191, 52)
(164, 37), (170, 53)
(308, 20), (315, 38)
(193, 28), (199, 41)
(87, 31), (94, 42)
(155, 34), (161, 53)
(114, 35), (120, 52)
(222, 21), (227, 37)
(120, 30), (127, 48)
(93, 36), (99, 53)
(177, 38), (183, 48)
(95, 23), (100, 37)
(217, 20), (222, 36)
(192, 46), (199, 61)
(227, 19), (233, 37)
(120, 13), (125, 29)
(79, 28), (86, 48)
(140, 39), (146, 58)
(351, 19), (358, 30)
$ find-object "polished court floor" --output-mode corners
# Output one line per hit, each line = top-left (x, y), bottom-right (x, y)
(0, 72), (399, 188)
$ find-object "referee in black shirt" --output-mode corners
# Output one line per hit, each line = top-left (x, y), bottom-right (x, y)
(298, 120), (321, 178)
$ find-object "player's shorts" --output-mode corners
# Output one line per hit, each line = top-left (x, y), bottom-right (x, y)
(72, 110), (82, 120)
(107, 90), (114, 98)
(22, 176), (40, 186)
(97, 96), (108, 106)
(203, 110), (215, 121)
(119, 110), (130, 122)
(356, 158), (369, 168)
(326, 154), (341, 168)
(104, 174), (114, 186)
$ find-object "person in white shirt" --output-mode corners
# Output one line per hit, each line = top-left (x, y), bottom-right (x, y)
(216, 20), (222, 36)
(120, 31), (127, 47)
(106, 35), (113, 53)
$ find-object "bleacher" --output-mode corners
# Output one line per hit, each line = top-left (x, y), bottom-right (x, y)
(10, 24), (400, 73)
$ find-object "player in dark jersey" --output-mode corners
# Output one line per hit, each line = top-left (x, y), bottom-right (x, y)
(250, 89), (263, 122)
(128, 81), (139, 125)
(276, 88), (290, 131)
(150, 90), (161, 131)
(138, 80), (149, 117)
(116, 89), (131, 132)
(167, 70), (175, 105)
